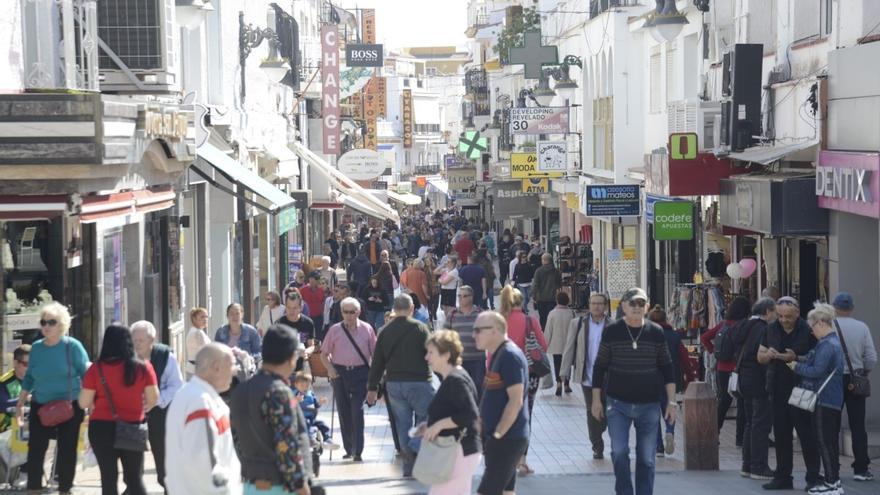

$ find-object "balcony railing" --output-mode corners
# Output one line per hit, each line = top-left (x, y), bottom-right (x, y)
(415, 164), (441, 175)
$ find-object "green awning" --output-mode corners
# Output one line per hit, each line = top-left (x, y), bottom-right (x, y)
(196, 143), (295, 212)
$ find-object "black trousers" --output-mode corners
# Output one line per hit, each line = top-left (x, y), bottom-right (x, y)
(331, 365), (369, 457)
(814, 406), (842, 484)
(771, 395), (820, 483)
(146, 406), (168, 490)
(843, 375), (871, 474)
(499, 260), (510, 287)
(552, 354), (570, 386)
(741, 394), (772, 473)
(89, 420), (146, 495)
(715, 370), (735, 431)
(536, 301), (556, 331)
(27, 400), (84, 492)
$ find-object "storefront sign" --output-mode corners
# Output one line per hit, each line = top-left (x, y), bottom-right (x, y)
(719, 176), (828, 235)
(444, 154), (466, 168)
(645, 193), (687, 223)
(396, 182), (412, 194)
(345, 44), (383, 67)
(321, 25), (340, 154)
(338, 148), (386, 180)
(510, 153), (563, 179)
(375, 77), (387, 118)
(361, 9), (376, 43)
(522, 178), (549, 193)
(142, 108), (189, 141)
(509, 107), (569, 135)
(816, 151), (880, 219)
(565, 192), (579, 210)
(491, 181), (540, 220)
(537, 141), (567, 172)
(277, 208), (298, 236)
(402, 89), (413, 148)
(669, 133), (698, 160)
(585, 185), (641, 217)
(653, 201), (694, 240)
(448, 167), (477, 191)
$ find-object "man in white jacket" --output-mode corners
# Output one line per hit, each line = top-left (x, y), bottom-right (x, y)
(165, 343), (242, 494)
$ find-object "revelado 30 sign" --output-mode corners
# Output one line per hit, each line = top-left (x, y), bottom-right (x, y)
(345, 44), (383, 67)
(509, 107), (569, 135)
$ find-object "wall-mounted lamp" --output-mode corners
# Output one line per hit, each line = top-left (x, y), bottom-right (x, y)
(239, 8), (291, 100)
(643, 0), (689, 43)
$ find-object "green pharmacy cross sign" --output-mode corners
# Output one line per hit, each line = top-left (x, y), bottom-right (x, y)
(458, 131), (488, 160)
(509, 31), (559, 80)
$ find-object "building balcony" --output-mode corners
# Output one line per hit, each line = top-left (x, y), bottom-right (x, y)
(590, 0), (641, 19)
(414, 164), (442, 175)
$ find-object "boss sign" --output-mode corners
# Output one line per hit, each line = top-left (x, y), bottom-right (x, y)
(346, 44), (384, 67)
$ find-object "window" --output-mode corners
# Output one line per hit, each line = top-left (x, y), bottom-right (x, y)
(793, 0), (833, 42)
(665, 45), (677, 103)
(426, 67), (438, 77)
(404, 79), (410, 87)
(592, 96), (614, 171)
(650, 48), (662, 113)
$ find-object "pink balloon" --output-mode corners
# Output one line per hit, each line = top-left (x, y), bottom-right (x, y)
(739, 258), (757, 278)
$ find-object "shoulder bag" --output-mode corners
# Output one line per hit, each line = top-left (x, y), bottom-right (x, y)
(728, 321), (759, 398)
(341, 322), (386, 400)
(524, 317), (552, 378)
(37, 337), (75, 427)
(96, 363), (149, 452)
(788, 369), (836, 412)
(413, 430), (464, 485)
(834, 320), (871, 397)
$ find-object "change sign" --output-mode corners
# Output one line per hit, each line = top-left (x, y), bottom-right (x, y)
(511, 153), (563, 179)
(509, 107), (570, 135)
(653, 201), (694, 240)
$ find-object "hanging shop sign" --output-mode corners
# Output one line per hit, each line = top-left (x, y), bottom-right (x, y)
(346, 44), (383, 67)
(522, 178), (549, 193)
(816, 151), (880, 219)
(321, 25), (340, 154)
(653, 201), (694, 240)
(448, 167), (477, 192)
(402, 89), (413, 148)
(565, 192), (579, 210)
(396, 182), (412, 194)
(277, 208), (298, 236)
(669, 132), (698, 160)
(337, 148), (386, 180)
(458, 131), (488, 160)
(444, 153), (467, 168)
(375, 77), (387, 117)
(510, 153), (563, 179)
(508, 30), (559, 79)
(537, 141), (567, 172)
(361, 9), (376, 43)
(585, 185), (641, 217)
(509, 107), (569, 135)
(490, 181), (540, 220)
(645, 193), (687, 223)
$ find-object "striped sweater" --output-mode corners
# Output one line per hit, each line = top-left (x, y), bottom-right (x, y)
(592, 320), (675, 404)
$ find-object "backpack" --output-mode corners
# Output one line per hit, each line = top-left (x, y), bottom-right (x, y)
(714, 321), (739, 362)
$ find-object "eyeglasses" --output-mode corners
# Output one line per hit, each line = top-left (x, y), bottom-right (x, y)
(472, 325), (493, 334)
(626, 300), (646, 308)
(39, 319), (58, 327)
(342, 310), (358, 315)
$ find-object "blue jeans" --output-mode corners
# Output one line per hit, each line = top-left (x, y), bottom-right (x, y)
(516, 284), (531, 308)
(462, 359), (486, 401)
(607, 397), (660, 495)
(365, 310), (384, 331)
(656, 398), (675, 451)
(385, 381), (436, 462)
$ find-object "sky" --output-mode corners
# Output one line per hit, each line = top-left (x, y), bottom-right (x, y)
(339, 0), (470, 50)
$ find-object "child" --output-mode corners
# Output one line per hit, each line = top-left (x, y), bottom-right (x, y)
(292, 372), (340, 451)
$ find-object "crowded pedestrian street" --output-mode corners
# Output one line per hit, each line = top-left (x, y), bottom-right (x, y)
(3, 1), (880, 495)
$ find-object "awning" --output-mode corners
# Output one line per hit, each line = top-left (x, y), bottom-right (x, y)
(340, 193), (385, 218)
(264, 142), (300, 179)
(387, 190), (422, 206)
(195, 143), (295, 213)
(426, 177), (449, 195)
(289, 142), (399, 223)
(726, 140), (819, 166)
(0, 195), (68, 221)
(81, 187), (176, 223)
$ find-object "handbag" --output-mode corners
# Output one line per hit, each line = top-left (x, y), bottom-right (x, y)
(37, 338), (75, 427)
(96, 363), (148, 452)
(524, 317), (552, 378)
(412, 433), (460, 484)
(728, 320), (760, 398)
(834, 320), (871, 397)
(788, 370), (836, 412)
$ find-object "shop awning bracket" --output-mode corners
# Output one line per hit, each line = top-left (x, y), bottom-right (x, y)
(189, 164), (273, 214)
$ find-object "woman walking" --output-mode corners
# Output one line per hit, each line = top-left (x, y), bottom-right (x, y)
(512, 252), (536, 311)
(79, 325), (159, 495)
(256, 291), (284, 336)
(417, 330), (481, 494)
(214, 303), (262, 359)
(423, 253), (441, 325)
(499, 285), (547, 475)
(435, 256), (460, 319)
(185, 306), (211, 379)
(791, 303), (845, 495)
(17, 302), (89, 495)
(361, 276), (390, 331)
(544, 291), (577, 396)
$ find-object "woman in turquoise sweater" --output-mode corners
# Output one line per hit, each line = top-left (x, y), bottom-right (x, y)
(16, 302), (90, 495)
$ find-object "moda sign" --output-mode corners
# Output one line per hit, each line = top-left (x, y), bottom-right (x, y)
(653, 201), (694, 240)
(345, 44), (383, 67)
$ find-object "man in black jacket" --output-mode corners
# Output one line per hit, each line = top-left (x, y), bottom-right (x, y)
(366, 294), (435, 477)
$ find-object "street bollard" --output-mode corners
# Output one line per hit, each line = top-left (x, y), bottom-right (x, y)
(682, 381), (719, 470)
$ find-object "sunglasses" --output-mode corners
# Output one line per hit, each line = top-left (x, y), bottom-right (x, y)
(342, 310), (358, 315)
(457, 294), (473, 298)
(472, 325), (493, 334)
(626, 300), (646, 308)
(39, 319), (59, 327)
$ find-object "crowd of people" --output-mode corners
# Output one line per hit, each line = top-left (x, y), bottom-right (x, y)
(1, 206), (876, 495)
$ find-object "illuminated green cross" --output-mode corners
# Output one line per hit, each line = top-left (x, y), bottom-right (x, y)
(458, 131), (488, 160)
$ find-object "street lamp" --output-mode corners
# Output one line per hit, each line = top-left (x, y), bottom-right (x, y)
(532, 55), (583, 105)
(644, 0), (689, 43)
(176, 0), (214, 29)
(239, 8), (291, 99)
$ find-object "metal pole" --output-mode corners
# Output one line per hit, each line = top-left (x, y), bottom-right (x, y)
(328, 380), (336, 461)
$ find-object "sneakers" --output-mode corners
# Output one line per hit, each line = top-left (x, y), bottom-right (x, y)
(665, 432), (675, 455)
(593, 451), (604, 460)
(808, 480), (843, 495)
(741, 468), (752, 478)
(750, 468), (776, 480)
(761, 478), (793, 490)
(322, 438), (341, 451)
(853, 471), (874, 482)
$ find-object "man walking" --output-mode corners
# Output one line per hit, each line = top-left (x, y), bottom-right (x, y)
(560, 293), (611, 459)
(443, 285), (485, 396)
(591, 288), (675, 495)
(131, 321), (183, 493)
(832, 292), (877, 482)
(278, 293), (315, 371)
(230, 325), (314, 494)
(366, 294), (434, 477)
(458, 254), (487, 307)
(735, 297), (777, 481)
(756, 297), (821, 490)
(347, 249), (374, 293)
(320, 297), (377, 461)
(473, 311), (529, 495)
(532, 253), (562, 330)
(300, 271), (327, 340)
(165, 343), (241, 494)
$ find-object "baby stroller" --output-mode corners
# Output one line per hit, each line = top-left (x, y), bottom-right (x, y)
(309, 424), (324, 478)
(0, 407), (28, 489)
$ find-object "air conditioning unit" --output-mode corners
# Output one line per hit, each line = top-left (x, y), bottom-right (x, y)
(697, 102), (722, 151)
(96, 0), (179, 93)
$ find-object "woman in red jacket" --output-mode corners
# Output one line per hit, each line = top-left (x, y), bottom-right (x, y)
(499, 284), (547, 476)
(700, 296), (751, 444)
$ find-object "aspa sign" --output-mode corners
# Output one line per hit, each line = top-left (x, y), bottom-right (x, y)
(509, 107), (569, 135)
(345, 44), (384, 67)
(537, 141), (567, 172)
(337, 148), (386, 180)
